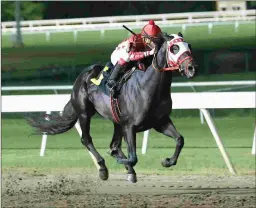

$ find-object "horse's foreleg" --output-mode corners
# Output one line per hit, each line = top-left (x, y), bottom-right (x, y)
(154, 117), (184, 168)
(79, 113), (109, 180)
(108, 123), (137, 182)
(116, 125), (137, 183)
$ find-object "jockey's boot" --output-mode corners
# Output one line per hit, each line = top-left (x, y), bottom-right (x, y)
(106, 63), (123, 95)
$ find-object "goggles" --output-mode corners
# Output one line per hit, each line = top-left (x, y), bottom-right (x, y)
(142, 37), (153, 45)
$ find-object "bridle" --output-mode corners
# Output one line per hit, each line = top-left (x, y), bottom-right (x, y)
(152, 37), (193, 72)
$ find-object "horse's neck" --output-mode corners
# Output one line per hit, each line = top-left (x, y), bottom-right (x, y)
(140, 42), (172, 96)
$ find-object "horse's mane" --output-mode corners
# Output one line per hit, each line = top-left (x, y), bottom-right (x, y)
(153, 32), (174, 53)
(161, 32), (174, 42)
(149, 32), (174, 72)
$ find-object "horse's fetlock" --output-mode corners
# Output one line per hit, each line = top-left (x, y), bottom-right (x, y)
(97, 159), (105, 166)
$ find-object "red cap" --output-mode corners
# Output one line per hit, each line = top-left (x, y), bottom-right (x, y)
(141, 20), (161, 38)
(148, 20), (155, 25)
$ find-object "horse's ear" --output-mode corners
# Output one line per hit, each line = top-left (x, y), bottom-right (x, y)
(162, 32), (174, 41)
(178, 32), (183, 38)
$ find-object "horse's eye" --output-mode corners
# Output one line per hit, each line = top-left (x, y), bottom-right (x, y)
(170, 45), (179, 54)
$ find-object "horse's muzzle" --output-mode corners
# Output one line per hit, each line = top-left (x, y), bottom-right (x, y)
(180, 61), (197, 79)
(187, 63), (196, 78)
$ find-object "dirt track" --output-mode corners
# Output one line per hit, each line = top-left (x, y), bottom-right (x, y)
(2, 170), (255, 208)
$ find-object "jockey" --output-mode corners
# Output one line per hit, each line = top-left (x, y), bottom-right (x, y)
(106, 20), (162, 94)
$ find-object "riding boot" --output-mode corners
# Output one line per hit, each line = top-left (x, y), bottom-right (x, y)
(106, 63), (124, 94)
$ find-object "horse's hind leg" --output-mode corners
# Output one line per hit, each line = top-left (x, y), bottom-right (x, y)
(108, 123), (137, 183)
(154, 116), (184, 168)
(79, 108), (109, 180)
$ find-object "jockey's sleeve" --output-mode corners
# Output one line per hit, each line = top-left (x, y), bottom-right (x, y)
(128, 51), (145, 61)
(128, 49), (154, 61)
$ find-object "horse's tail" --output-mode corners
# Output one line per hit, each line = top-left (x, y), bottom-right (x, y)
(26, 99), (78, 135)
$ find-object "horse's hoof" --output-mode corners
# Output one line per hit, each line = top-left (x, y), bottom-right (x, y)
(127, 173), (137, 183)
(161, 158), (176, 168)
(99, 168), (109, 180)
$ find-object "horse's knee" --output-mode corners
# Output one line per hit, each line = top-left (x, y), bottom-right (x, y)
(80, 136), (92, 149)
(80, 136), (88, 146)
(177, 136), (184, 148)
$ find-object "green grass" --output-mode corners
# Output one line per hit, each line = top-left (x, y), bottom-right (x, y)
(2, 23), (255, 71)
(2, 148), (255, 176)
(2, 116), (255, 175)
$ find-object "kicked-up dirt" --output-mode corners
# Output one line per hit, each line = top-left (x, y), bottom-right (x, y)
(1, 169), (255, 208)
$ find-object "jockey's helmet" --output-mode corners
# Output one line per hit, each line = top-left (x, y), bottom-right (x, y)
(141, 20), (162, 48)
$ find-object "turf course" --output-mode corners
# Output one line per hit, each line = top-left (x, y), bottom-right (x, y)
(2, 23), (255, 71)
(2, 115), (255, 175)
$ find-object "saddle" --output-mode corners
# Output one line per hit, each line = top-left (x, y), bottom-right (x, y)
(90, 62), (137, 97)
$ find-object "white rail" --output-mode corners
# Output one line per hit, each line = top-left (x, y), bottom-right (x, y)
(2, 92), (255, 112)
(1, 10), (255, 34)
(2, 81), (256, 91)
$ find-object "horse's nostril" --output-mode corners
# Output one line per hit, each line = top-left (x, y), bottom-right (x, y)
(188, 65), (194, 71)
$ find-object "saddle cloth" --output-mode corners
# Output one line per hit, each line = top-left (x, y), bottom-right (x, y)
(90, 62), (136, 97)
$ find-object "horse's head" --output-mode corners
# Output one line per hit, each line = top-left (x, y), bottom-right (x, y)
(160, 32), (197, 79)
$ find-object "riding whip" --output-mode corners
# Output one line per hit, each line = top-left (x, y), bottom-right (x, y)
(122, 25), (137, 36)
